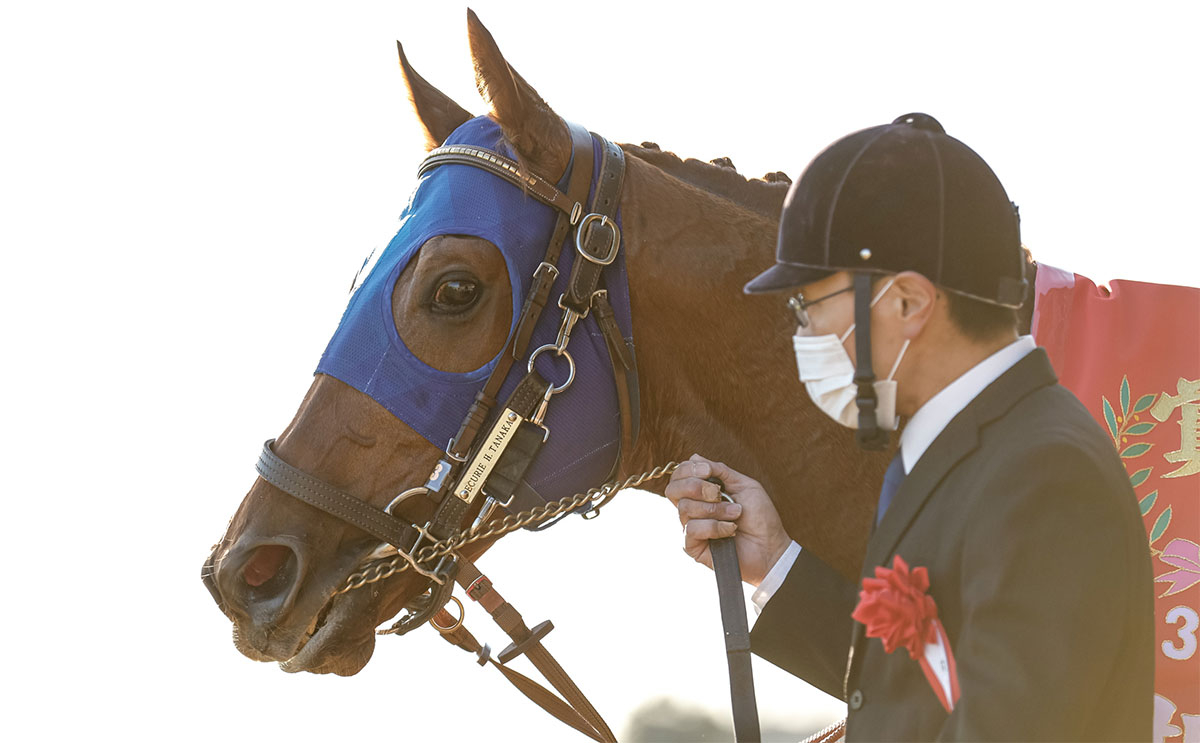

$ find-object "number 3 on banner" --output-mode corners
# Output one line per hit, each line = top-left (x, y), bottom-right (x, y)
(1162, 606), (1199, 661)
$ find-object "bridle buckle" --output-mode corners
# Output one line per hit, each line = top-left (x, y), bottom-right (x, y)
(575, 213), (621, 266)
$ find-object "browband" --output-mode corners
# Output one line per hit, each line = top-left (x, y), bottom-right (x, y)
(419, 144), (581, 219)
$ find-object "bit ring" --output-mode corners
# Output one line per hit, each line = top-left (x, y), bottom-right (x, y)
(430, 595), (465, 633)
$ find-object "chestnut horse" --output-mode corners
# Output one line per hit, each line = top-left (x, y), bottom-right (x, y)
(203, 12), (890, 679)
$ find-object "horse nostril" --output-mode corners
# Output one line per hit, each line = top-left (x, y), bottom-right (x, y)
(214, 539), (307, 628)
(243, 544), (293, 588)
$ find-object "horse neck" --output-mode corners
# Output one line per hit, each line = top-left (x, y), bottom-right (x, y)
(619, 154), (885, 579)
(620, 155), (788, 473)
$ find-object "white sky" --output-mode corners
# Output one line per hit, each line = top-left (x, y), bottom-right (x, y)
(2, 1), (1197, 741)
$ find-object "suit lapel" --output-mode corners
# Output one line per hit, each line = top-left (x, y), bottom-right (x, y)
(843, 348), (1059, 697)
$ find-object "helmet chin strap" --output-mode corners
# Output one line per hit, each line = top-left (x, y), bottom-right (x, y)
(853, 272), (890, 451)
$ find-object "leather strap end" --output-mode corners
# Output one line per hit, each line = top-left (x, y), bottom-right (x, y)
(449, 392), (496, 461)
(513, 266), (557, 360)
(433, 612), (482, 655)
(593, 293), (633, 370)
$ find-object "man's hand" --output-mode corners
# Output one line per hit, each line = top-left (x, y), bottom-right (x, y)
(665, 454), (792, 586)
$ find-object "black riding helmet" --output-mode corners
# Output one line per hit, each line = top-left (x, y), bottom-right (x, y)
(746, 112), (1025, 305)
(747, 113), (1027, 449)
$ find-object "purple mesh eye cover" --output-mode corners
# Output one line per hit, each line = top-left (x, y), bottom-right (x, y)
(316, 117), (633, 500)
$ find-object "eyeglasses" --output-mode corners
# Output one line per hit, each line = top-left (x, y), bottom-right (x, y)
(787, 285), (854, 329)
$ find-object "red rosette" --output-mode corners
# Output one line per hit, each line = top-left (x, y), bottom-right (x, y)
(851, 555), (939, 659)
(852, 555), (961, 713)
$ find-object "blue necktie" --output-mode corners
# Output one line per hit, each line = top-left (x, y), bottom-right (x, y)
(875, 449), (906, 528)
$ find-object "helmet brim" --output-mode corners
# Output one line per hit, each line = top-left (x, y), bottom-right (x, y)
(743, 262), (835, 295)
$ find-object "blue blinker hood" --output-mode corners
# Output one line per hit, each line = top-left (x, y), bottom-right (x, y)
(315, 117), (633, 503)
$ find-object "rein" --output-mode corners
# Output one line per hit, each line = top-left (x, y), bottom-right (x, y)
(709, 487), (761, 742)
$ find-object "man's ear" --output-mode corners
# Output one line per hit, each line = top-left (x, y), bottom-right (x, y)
(890, 271), (938, 339)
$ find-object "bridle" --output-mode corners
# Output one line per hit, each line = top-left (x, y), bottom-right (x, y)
(256, 119), (636, 605)
(251, 122), (642, 742)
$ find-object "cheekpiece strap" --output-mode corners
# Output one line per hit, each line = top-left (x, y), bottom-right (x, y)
(513, 123), (596, 359)
(427, 372), (551, 539)
(416, 124), (634, 534)
(562, 137), (626, 313)
(436, 124), (595, 466)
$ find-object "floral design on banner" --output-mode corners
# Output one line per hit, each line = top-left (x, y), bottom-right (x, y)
(1102, 374), (1175, 552)
(852, 555), (961, 713)
(1156, 539), (1200, 597)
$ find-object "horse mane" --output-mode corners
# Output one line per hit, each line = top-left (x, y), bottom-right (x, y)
(623, 142), (791, 220)
(626, 141), (1043, 336)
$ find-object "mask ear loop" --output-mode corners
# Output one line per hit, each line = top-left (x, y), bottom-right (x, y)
(885, 339), (910, 382)
(872, 277), (897, 305)
(838, 276), (898, 346)
(878, 276), (908, 383)
(838, 322), (856, 346)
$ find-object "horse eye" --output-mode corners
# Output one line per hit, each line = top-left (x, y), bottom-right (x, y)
(431, 278), (480, 313)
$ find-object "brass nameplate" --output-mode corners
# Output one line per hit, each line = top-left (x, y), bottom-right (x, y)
(452, 409), (524, 503)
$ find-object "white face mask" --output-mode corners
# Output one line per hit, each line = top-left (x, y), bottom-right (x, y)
(792, 278), (910, 430)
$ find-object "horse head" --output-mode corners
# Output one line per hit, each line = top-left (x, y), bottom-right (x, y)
(204, 10), (889, 678)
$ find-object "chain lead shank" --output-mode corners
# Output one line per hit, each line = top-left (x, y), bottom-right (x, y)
(339, 462), (679, 598)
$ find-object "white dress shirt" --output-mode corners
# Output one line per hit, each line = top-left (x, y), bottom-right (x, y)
(750, 335), (1037, 613)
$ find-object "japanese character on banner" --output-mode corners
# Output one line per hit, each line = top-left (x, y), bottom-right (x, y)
(1151, 378), (1200, 480)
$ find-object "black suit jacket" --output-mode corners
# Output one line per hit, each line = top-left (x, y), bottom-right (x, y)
(751, 349), (1154, 741)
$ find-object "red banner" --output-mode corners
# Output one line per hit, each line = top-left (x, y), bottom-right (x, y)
(1033, 264), (1200, 741)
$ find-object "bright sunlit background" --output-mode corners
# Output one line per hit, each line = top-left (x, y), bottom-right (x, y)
(3, 1), (1197, 741)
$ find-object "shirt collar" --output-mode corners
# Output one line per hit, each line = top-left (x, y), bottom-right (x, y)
(900, 335), (1036, 474)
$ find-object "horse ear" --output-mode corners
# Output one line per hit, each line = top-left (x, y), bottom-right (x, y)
(397, 40), (472, 150)
(466, 9), (570, 178)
